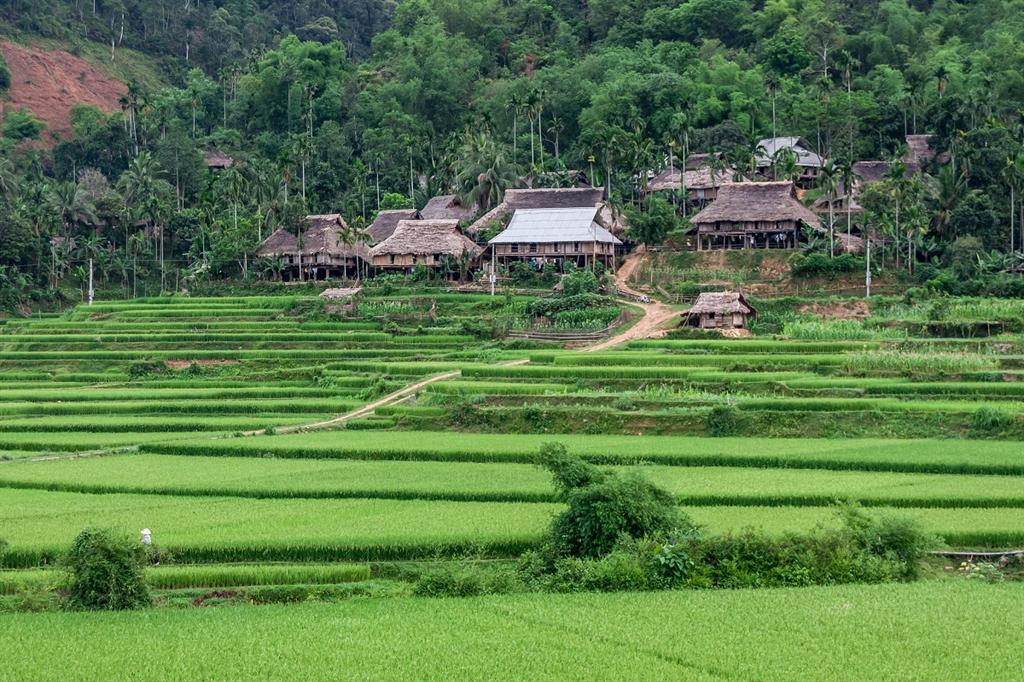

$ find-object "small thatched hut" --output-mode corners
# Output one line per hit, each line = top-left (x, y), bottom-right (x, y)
(419, 195), (476, 222)
(682, 292), (758, 329)
(690, 181), (822, 250)
(369, 219), (482, 271)
(255, 228), (299, 261)
(366, 209), (419, 244)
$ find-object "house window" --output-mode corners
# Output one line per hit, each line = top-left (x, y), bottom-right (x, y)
(389, 254), (396, 264)
(528, 243), (537, 252)
(510, 244), (519, 253)
(552, 243), (559, 253)
(574, 242), (580, 252)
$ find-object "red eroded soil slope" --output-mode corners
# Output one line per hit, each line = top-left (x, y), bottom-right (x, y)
(0, 41), (127, 143)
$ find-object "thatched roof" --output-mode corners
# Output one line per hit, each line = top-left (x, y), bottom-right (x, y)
(366, 209), (418, 243)
(903, 135), (934, 169)
(203, 150), (236, 169)
(691, 182), (822, 229)
(685, 292), (756, 316)
(467, 187), (606, 235)
(300, 214), (371, 261)
(256, 228), (299, 257)
(835, 233), (864, 254)
(370, 220), (482, 258)
(755, 137), (825, 168)
(648, 166), (745, 192)
(420, 195), (476, 222)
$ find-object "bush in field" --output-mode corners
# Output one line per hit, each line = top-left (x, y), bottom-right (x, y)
(538, 443), (692, 558)
(790, 253), (863, 278)
(970, 406), (1014, 437)
(837, 505), (938, 580)
(706, 405), (745, 436)
(64, 528), (151, 611)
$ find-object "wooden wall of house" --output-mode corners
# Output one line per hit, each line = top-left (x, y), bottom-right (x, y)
(697, 219), (796, 234)
(493, 241), (614, 257)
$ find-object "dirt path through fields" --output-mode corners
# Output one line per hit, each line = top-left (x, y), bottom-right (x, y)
(583, 248), (679, 352)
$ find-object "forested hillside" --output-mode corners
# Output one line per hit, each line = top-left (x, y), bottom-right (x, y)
(2, 0), (1024, 306)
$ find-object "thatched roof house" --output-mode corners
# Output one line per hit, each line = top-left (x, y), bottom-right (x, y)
(370, 219), (482, 269)
(203, 150), (236, 170)
(648, 165), (745, 201)
(813, 161), (893, 216)
(420, 195), (476, 222)
(366, 209), (418, 244)
(256, 215), (369, 279)
(691, 181), (822, 250)
(300, 214), (370, 263)
(682, 291), (757, 329)
(255, 228), (299, 259)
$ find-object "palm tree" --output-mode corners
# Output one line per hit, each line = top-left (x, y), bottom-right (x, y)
(454, 133), (518, 212)
(931, 163), (969, 237)
(525, 88), (541, 168)
(505, 91), (527, 169)
(546, 116), (565, 164)
(837, 160), (855, 243)
(46, 181), (98, 238)
(818, 161), (840, 257)
(772, 147), (800, 185)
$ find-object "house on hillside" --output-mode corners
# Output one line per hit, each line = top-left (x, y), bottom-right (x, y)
(648, 163), (745, 204)
(255, 215), (370, 280)
(690, 181), (822, 250)
(203, 150), (236, 171)
(812, 160), (892, 217)
(366, 209), (419, 244)
(755, 137), (826, 187)
(466, 187), (625, 241)
(487, 206), (622, 269)
(369, 219), (482, 274)
(681, 292), (758, 330)
(420, 194), (476, 222)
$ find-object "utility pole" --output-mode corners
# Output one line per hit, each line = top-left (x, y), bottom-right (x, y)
(489, 244), (496, 296)
(865, 231), (872, 298)
(88, 258), (94, 305)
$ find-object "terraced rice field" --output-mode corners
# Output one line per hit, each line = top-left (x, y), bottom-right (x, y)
(1, 292), (1023, 639)
(2, 582), (1022, 680)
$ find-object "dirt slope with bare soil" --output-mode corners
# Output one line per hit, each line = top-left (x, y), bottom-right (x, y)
(0, 41), (127, 143)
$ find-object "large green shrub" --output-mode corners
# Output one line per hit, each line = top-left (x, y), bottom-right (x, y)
(64, 528), (151, 611)
(538, 443), (693, 558)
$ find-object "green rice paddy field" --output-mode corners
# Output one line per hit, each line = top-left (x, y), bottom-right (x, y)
(1, 293), (1023, 674)
(2, 582), (1021, 680)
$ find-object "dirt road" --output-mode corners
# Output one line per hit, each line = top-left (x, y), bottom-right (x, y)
(584, 248), (679, 352)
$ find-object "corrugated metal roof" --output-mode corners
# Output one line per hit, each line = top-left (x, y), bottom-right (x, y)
(488, 207), (622, 245)
(755, 137), (825, 168)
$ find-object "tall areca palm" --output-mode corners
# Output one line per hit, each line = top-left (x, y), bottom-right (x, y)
(818, 161), (840, 257)
(505, 91), (527, 169)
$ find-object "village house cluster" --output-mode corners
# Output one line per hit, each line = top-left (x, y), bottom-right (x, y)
(252, 134), (942, 282)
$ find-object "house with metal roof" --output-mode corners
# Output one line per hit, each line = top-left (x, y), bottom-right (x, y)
(487, 206), (622, 268)
(755, 137), (826, 187)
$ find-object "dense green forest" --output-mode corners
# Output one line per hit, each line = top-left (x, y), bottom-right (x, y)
(2, 0), (1024, 306)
